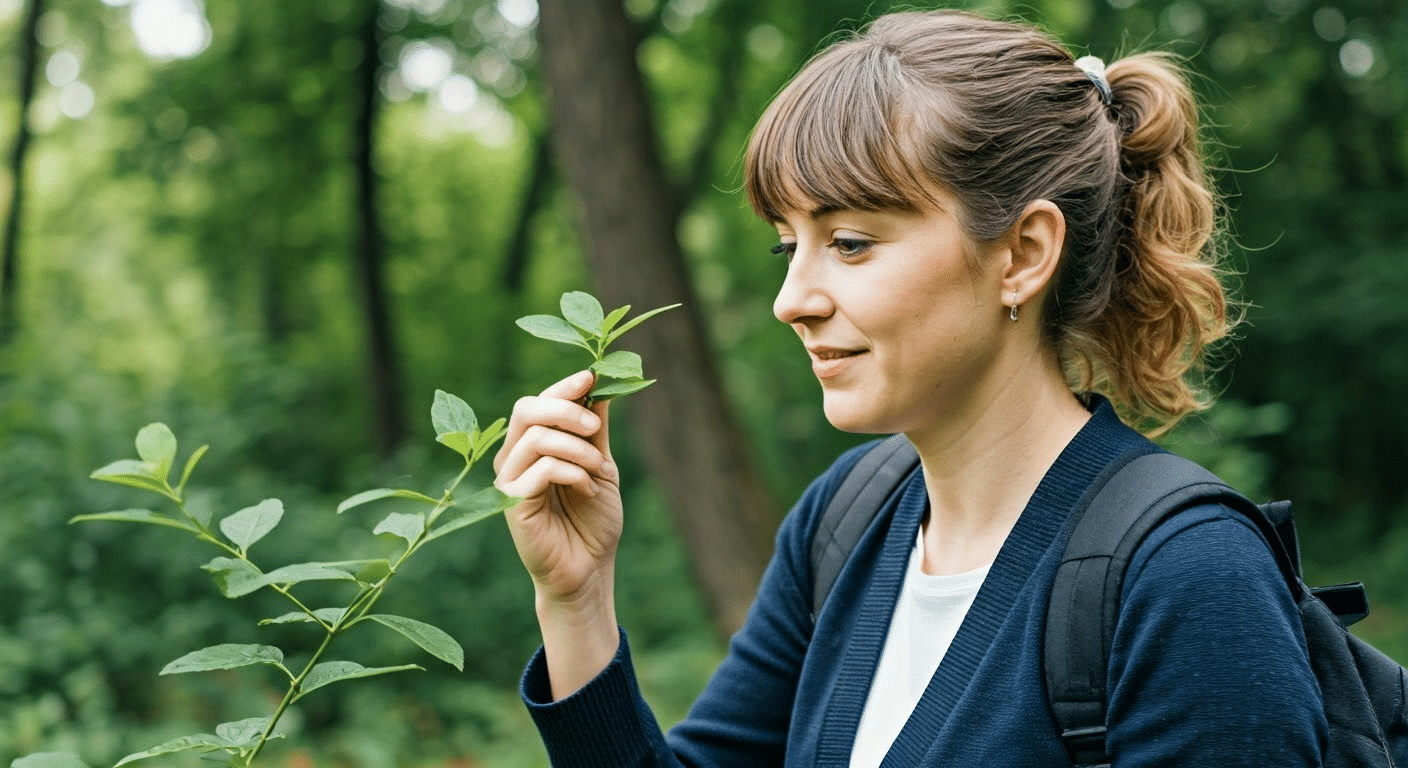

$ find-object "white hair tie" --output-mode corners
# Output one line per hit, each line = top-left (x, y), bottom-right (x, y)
(1075, 55), (1113, 105)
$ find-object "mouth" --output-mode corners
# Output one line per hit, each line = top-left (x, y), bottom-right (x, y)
(807, 346), (867, 378)
(808, 346), (865, 361)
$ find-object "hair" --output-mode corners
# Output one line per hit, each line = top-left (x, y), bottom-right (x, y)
(743, 10), (1236, 435)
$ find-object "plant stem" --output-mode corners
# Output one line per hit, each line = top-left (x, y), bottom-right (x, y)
(246, 629), (336, 764)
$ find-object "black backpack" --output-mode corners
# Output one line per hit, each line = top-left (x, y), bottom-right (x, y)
(808, 435), (1408, 767)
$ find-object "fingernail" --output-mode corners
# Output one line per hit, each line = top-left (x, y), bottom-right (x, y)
(576, 370), (594, 385)
(600, 461), (617, 479)
(580, 412), (600, 431)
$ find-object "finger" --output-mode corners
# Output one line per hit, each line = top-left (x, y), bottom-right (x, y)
(497, 424), (611, 488)
(495, 371), (601, 472)
(586, 397), (614, 461)
(541, 368), (597, 401)
(498, 455), (599, 501)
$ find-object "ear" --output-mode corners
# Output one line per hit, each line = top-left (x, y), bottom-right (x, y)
(999, 200), (1065, 310)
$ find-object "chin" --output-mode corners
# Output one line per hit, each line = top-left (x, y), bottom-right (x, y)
(821, 399), (893, 435)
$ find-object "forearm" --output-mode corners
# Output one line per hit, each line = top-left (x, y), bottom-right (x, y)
(536, 565), (621, 700)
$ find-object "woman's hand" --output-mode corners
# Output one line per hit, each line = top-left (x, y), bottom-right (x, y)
(495, 370), (624, 697)
(495, 369), (622, 605)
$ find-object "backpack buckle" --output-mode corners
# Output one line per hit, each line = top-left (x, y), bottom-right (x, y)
(1060, 725), (1110, 767)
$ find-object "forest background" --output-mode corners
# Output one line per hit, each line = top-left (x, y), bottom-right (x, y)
(0, 0), (1404, 765)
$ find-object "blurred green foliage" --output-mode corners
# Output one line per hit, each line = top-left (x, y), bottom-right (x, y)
(0, 0), (1404, 765)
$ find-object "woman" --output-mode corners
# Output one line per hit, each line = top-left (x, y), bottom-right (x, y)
(493, 9), (1327, 767)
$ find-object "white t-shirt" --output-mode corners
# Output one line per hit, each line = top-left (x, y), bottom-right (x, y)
(848, 531), (991, 768)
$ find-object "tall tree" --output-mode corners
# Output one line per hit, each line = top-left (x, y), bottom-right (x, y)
(353, 0), (407, 455)
(1, 0), (44, 343)
(537, 0), (778, 636)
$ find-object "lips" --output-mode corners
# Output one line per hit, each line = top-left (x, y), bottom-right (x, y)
(807, 346), (866, 379)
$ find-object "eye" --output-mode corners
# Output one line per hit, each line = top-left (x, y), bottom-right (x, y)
(829, 238), (872, 259)
(770, 242), (797, 261)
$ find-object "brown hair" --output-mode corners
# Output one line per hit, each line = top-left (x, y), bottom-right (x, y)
(744, 10), (1234, 434)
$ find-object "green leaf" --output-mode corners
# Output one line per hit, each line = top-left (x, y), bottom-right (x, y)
(69, 509), (198, 534)
(219, 499), (283, 553)
(364, 614), (464, 670)
(431, 389), (477, 438)
(590, 377), (657, 400)
(134, 423), (178, 484)
(89, 460), (170, 496)
(261, 562), (358, 586)
(176, 444), (209, 496)
(296, 661), (423, 698)
(603, 303), (681, 346)
(113, 734), (228, 767)
(600, 304), (630, 338)
(560, 291), (605, 336)
(424, 486), (517, 543)
(471, 418), (508, 463)
(591, 350), (644, 379)
(214, 718), (271, 749)
(437, 430), (473, 458)
(373, 512), (425, 547)
(201, 559), (356, 598)
(337, 487), (441, 514)
(161, 644), (284, 675)
(201, 557), (266, 598)
(515, 314), (593, 349)
(11, 753), (91, 768)
(431, 390), (478, 458)
(422, 509), (503, 542)
(260, 607), (345, 626)
(317, 558), (387, 569)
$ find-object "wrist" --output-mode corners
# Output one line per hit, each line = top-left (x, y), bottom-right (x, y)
(534, 564), (616, 622)
(535, 569), (620, 700)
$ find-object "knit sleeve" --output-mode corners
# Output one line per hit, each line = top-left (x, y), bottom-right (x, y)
(1105, 503), (1329, 766)
(518, 443), (872, 768)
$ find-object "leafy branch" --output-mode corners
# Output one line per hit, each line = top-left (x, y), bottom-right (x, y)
(16, 291), (678, 768)
(48, 390), (519, 768)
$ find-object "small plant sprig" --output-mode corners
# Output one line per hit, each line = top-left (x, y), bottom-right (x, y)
(19, 392), (516, 768)
(515, 291), (680, 403)
(14, 291), (679, 768)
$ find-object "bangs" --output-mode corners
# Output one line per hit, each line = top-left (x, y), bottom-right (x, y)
(744, 40), (948, 222)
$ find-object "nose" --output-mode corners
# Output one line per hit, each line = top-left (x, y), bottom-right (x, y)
(773, 250), (834, 326)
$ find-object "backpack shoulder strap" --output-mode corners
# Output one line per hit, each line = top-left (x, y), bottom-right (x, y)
(810, 434), (920, 620)
(1044, 451), (1303, 767)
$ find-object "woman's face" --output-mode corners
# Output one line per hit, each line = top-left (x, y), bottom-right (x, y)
(771, 192), (1010, 436)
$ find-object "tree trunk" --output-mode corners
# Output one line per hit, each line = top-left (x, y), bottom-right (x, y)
(352, 0), (406, 456)
(536, 0), (777, 637)
(0, 0), (44, 344)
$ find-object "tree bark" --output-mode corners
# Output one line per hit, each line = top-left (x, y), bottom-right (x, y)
(536, 0), (778, 637)
(0, 0), (44, 344)
(352, 0), (406, 456)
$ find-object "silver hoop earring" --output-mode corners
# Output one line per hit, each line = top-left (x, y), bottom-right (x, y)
(1009, 290), (1020, 322)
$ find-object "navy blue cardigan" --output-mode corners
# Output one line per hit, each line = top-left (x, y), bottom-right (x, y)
(520, 400), (1328, 766)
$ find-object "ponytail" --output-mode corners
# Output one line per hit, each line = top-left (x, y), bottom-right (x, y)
(1060, 53), (1236, 434)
